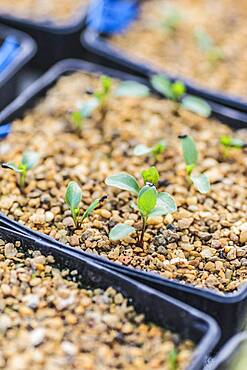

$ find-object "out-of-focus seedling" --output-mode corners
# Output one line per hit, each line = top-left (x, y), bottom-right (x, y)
(105, 166), (176, 246)
(70, 99), (99, 133)
(161, 8), (182, 34)
(151, 74), (212, 117)
(195, 29), (224, 64)
(65, 181), (107, 228)
(115, 80), (150, 98)
(133, 140), (166, 162)
(220, 135), (246, 149)
(178, 135), (210, 193)
(2, 151), (39, 189)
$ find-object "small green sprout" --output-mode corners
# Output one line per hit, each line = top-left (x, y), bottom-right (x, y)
(70, 99), (99, 133)
(115, 80), (150, 98)
(195, 29), (224, 64)
(94, 75), (112, 107)
(2, 151), (39, 189)
(161, 9), (182, 34)
(151, 75), (211, 117)
(168, 348), (178, 370)
(105, 166), (176, 246)
(220, 135), (246, 149)
(178, 135), (210, 194)
(133, 140), (166, 162)
(65, 181), (107, 228)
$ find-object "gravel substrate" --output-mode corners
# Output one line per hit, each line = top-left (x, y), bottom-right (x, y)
(0, 238), (194, 370)
(110, 0), (247, 97)
(0, 0), (88, 24)
(0, 72), (246, 293)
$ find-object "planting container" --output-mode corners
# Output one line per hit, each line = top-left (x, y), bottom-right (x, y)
(0, 24), (36, 110)
(206, 332), (247, 370)
(0, 225), (220, 370)
(0, 59), (246, 348)
(0, 3), (89, 69)
(82, 2), (247, 113)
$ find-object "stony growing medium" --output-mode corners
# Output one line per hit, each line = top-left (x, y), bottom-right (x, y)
(110, 0), (247, 97)
(0, 0), (88, 24)
(0, 72), (246, 293)
(0, 238), (194, 369)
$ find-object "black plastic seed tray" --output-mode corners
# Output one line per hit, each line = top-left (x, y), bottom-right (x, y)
(0, 4), (89, 70)
(0, 24), (36, 110)
(206, 332), (247, 370)
(0, 59), (245, 349)
(0, 225), (219, 370)
(81, 24), (247, 113)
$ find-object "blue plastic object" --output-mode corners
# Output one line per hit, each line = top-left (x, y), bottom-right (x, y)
(88, 0), (139, 34)
(0, 35), (20, 73)
(0, 123), (11, 139)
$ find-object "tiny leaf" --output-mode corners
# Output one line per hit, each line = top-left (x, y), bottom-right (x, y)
(71, 110), (83, 127)
(65, 181), (82, 210)
(81, 197), (102, 223)
(220, 135), (246, 149)
(157, 192), (177, 214)
(181, 95), (211, 117)
(105, 173), (140, 194)
(22, 151), (39, 170)
(172, 80), (186, 100)
(191, 173), (210, 194)
(178, 135), (198, 167)
(151, 75), (174, 100)
(109, 223), (136, 241)
(2, 162), (22, 173)
(141, 166), (160, 185)
(133, 144), (152, 156)
(137, 185), (157, 216)
(115, 81), (150, 97)
(152, 140), (166, 156)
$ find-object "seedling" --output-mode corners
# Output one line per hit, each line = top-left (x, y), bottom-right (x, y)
(94, 75), (112, 108)
(70, 99), (99, 133)
(105, 166), (176, 246)
(65, 181), (107, 228)
(220, 135), (247, 149)
(178, 135), (210, 193)
(168, 348), (178, 370)
(133, 140), (166, 162)
(2, 151), (39, 189)
(151, 74), (211, 117)
(115, 80), (150, 98)
(195, 29), (224, 64)
(161, 8), (182, 34)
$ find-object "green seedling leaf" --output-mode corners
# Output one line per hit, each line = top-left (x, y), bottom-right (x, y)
(81, 195), (107, 223)
(161, 9), (181, 33)
(1, 162), (22, 173)
(22, 151), (39, 170)
(115, 81), (150, 97)
(172, 80), (186, 100)
(65, 181), (82, 211)
(109, 223), (136, 241)
(142, 166), (160, 185)
(168, 348), (178, 370)
(220, 135), (246, 149)
(105, 173), (140, 194)
(178, 135), (198, 171)
(94, 75), (112, 104)
(71, 110), (83, 128)
(157, 192), (177, 213)
(151, 75), (174, 100)
(137, 185), (157, 216)
(152, 140), (166, 156)
(181, 95), (211, 117)
(191, 173), (210, 194)
(195, 29), (213, 52)
(133, 144), (152, 156)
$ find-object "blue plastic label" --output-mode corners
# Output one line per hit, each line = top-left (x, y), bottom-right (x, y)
(0, 123), (12, 139)
(0, 36), (20, 73)
(88, 0), (140, 34)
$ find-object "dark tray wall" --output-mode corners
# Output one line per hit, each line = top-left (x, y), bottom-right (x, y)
(0, 59), (245, 349)
(0, 225), (220, 370)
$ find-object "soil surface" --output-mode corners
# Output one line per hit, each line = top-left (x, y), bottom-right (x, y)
(110, 0), (247, 97)
(0, 0), (88, 24)
(0, 72), (246, 293)
(0, 238), (193, 369)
